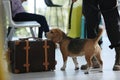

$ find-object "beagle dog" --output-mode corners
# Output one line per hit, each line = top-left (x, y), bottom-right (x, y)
(46, 28), (103, 74)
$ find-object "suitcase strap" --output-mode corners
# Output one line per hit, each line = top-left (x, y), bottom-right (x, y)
(43, 40), (50, 70)
(23, 40), (30, 72)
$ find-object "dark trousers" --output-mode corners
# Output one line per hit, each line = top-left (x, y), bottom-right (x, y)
(13, 12), (49, 38)
(83, 0), (120, 48)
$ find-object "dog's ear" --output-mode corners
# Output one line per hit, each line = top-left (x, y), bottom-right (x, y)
(52, 29), (63, 43)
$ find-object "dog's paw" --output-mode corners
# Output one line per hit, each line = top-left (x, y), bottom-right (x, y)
(84, 71), (89, 74)
(61, 67), (65, 71)
(98, 67), (103, 72)
(99, 70), (103, 73)
(75, 67), (79, 70)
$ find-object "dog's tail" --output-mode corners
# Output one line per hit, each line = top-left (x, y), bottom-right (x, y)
(94, 28), (103, 44)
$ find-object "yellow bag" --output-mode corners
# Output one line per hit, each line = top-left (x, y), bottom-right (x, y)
(67, 0), (83, 38)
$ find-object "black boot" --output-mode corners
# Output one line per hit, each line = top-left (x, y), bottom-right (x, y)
(113, 47), (120, 71)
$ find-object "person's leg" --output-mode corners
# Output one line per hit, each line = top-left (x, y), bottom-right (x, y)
(13, 12), (49, 38)
(81, 0), (101, 70)
(83, 0), (101, 39)
(99, 0), (120, 70)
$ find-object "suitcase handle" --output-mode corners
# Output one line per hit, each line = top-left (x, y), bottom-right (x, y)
(19, 37), (43, 41)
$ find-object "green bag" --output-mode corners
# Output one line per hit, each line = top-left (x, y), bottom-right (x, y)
(67, 0), (83, 38)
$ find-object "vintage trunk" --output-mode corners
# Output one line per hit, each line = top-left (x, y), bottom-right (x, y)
(8, 39), (56, 73)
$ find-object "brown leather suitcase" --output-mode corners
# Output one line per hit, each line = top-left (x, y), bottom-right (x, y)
(8, 38), (56, 73)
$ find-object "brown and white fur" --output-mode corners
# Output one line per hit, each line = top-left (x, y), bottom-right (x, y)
(46, 28), (103, 74)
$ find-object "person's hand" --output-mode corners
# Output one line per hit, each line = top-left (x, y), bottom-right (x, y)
(72, 0), (77, 3)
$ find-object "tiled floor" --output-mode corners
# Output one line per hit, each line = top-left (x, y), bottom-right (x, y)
(10, 31), (120, 80)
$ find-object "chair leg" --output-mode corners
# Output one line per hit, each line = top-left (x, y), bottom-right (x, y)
(56, 7), (59, 27)
(7, 27), (15, 41)
(30, 27), (36, 37)
(61, 8), (64, 28)
(49, 7), (52, 26)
